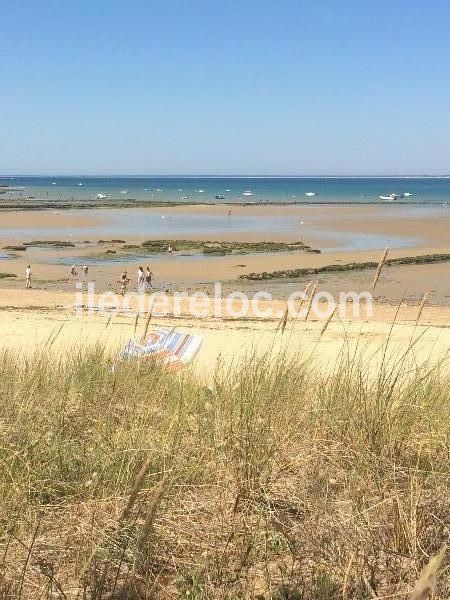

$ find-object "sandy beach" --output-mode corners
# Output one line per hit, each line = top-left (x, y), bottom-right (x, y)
(1, 203), (450, 370)
(1, 286), (449, 382)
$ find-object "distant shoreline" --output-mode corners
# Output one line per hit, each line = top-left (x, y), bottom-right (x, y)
(0, 199), (446, 211)
(2, 175), (450, 179)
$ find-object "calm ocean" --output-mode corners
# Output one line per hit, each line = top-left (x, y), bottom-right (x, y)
(2, 176), (450, 204)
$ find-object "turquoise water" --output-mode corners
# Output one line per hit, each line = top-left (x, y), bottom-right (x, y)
(2, 176), (450, 204)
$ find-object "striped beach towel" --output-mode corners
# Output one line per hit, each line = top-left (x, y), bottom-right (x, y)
(121, 328), (203, 370)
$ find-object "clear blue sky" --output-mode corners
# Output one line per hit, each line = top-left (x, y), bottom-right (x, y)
(1, 0), (449, 175)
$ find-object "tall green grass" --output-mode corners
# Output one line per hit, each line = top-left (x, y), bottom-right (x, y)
(0, 342), (449, 598)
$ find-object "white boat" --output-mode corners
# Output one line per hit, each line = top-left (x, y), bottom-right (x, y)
(403, 192), (412, 197)
(225, 189), (231, 192)
(305, 192), (316, 197)
(96, 193), (107, 199)
(198, 189), (204, 193)
(52, 182), (56, 185)
(120, 190), (128, 194)
(242, 190), (253, 196)
(156, 188), (163, 192)
(379, 193), (399, 201)
(78, 182), (83, 186)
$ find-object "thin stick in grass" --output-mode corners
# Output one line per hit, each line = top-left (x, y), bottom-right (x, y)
(320, 305), (337, 337)
(276, 281), (312, 332)
(416, 291), (429, 325)
(298, 280), (312, 315)
(133, 311), (140, 337)
(372, 246), (389, 290)
(141, 297), (155, 342)
(137, 477), (169, 554)
(119, 456), (153, 523)
(304, 280), (318, 321)
(280, 304), (289, 334)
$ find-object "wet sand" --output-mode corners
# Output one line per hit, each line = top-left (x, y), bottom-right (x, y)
(1, 204), (449, 306)
(1, 203), (450, 247)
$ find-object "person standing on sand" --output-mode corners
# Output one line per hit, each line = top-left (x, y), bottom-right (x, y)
(70, 265), (77, 277)
(25, 265), (32, 289)
(137, 266), (145, 293)
(118, 270), (130, 296)
(82, 265), (88, 278)
(167, 244), (173, 255)
(145, 266), (153, 290)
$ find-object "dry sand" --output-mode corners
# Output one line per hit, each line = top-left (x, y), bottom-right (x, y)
(0, 288), (449, 381)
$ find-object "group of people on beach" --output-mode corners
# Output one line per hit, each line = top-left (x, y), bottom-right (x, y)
(24, 263), (153, 295)
(118, 266), (153, 296)
(70, 264), (89, 278)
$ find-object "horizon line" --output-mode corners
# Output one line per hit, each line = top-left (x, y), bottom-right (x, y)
(2, 174), (450, 179)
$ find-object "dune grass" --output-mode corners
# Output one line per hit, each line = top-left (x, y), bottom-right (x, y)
(0, 340), (449, 599)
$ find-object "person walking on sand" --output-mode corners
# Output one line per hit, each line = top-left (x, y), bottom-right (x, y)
(70, 265), (77, 277)
(145, 266), (153, 290)
(82, 265), (88, 278)
(137, 266), (145, 293)
(167, 244), (173, 255)
(118, 270), (130, 296)
(25, 265), (32, 289)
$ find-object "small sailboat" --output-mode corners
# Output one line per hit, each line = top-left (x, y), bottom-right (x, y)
(379, 193), (399, 201)
(305, 192), (316, 197)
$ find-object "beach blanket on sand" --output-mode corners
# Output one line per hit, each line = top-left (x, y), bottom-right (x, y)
(120, 328), (203, 370)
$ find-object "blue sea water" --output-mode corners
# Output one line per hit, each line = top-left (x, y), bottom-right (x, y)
(2, 176), (450, 204)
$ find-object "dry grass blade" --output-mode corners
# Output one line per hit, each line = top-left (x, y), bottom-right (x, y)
(304, 280), (318, 321)
(119, 456), (153, 523)
(297, 280), (312, 315)
(372, 246), (389, 290)
(342, 552), (355, 599)
(133, 311), (140, 337)
(275, 304), (289, 334)
(137, 477), (169, 553)
(320, 306), (337, 337)
(410, 544), (446, 599)
(141, 297), (155, 342)
(416, 292), (429, 325)
(44, 323), (64, 349)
